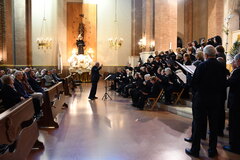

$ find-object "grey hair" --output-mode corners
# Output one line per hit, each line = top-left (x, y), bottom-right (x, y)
(1, 75), (13, 85)
(144, 74), (151, 80)
(14, 70), (23, 77)
(165, 67), (172, 74)
(234, 53), (240, 61)
(203, 45), (216, 57)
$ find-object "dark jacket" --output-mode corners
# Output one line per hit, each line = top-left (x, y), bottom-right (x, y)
(0, 84), (21, 109)
(0, 80), (2, 90)
(14, 79), (30, 98)
(91, 66), (102, 82)
(227, 67), (240, 110)
(149, 81), (162, 98)
(216, 52), (226, 62)
(28, 76), (44, 93)
(192, 58), (226, 105)
(140, 80), (152, 94)
(193, 60), (203, 67)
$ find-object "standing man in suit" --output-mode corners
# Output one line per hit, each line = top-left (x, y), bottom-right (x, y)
(88, 62), (103, 100)
(223, 54), (240, 154)
(185, 45), (226, 158)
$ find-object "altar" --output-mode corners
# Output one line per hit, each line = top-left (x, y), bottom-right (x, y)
(68, 50), (93, 82)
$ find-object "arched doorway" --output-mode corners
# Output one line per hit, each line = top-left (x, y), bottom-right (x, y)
(177, 37), (183, 48)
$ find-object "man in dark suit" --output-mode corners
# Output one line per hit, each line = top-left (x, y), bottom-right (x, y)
(0, 75), (23, 110)
(28, 70), (45, 93)
(223, 53), (240, 154)
(88, 62), (102, 100)
(137, 76), (161, 110)
(14, 71), (42, 115)
(14, 71), (30, 99)
(185, 45), (226, 158)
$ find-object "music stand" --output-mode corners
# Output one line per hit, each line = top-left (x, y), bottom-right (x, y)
(102, 75), (112, 100)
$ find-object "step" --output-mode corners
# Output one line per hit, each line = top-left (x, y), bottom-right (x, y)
(160, 104), (193, 119)
(182, 99), (192, 108)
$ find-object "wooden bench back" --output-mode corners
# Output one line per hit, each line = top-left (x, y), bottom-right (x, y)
(57, 82), (64, 93)
(0, 98), (35, 145)
(63, 75), (72, 96)
(38, 82), (65, 128)
(0, 98), (39, 160)
(47, 83), (60, 102)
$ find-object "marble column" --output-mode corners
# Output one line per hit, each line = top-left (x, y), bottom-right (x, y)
(208, 0), (224, 38)
(13, 0), (27, 65)
(155, 0), (177, 51)
(142, 0), (154, 52)
(184, 0), (193, 46)
(131, 0), (143, 56)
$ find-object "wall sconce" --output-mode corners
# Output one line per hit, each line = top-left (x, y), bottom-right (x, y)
(150, 41), (155, 51)
(138, 37), (146, 50)
(108, 38), (124, 50)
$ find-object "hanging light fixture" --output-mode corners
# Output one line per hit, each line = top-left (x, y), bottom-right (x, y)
(108, 0), (123, 50)
(36, 0), (52, 50)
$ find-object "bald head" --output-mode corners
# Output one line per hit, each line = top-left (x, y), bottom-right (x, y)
(203, 45), (216, 59)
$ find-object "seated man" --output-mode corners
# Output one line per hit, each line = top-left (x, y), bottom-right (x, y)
(122, 72), (141, 98)
(137, 76), (162, 110)
(28, 70), (45, 93)
(52, 69), (64, 82)
(43, 70), (56, 87)
(14, 71), (42, 115)
(14, 71), (30, 99)
(131, 74), (151, 107)
(0, 75), (23, 110)
(22, 72), (44, 106)
(163, 68), (181, 105)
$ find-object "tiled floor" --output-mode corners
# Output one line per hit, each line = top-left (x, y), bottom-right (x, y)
(28, 82), (240, 160)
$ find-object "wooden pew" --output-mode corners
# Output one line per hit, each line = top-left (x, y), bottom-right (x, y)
(63, 75), (72, 96)
(38, 82), (68, 128)
(0, 98), (43, 160)
(56, 81), (68, 109)
(70, 72), (83, 92)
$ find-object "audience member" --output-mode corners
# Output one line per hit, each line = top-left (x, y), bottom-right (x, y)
(0, 75), (23, 110)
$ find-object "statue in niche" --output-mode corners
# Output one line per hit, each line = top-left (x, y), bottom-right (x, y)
(76, 14), (86, 55)
(76, 33), (85, 55)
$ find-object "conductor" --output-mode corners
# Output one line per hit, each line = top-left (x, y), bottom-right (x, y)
(88, 62), (103, 100)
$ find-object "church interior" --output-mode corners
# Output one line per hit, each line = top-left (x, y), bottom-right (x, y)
(0, 0), (240, 160)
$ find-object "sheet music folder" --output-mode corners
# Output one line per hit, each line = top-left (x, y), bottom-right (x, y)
(104, 75), (112, 81)
(175, 61), (196, 75)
